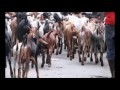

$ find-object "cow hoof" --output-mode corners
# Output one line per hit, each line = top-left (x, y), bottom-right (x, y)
(90, 58), (93, 62)
(79, 59), (81, 62)
(80, 51), (82, 54)
(56, 52), (58, 55)
(67, 54), (69, 57)
(81, 62), (84, 65)
(46, 59), (49, 64)
(64, 46), (66, 49)
(52, 51), (54, 53)
(59, 51), (62, 54)
(70, 57), (72, 60)
(100, 57), (102, 62)
(95, 60), (99, 64)
(48, 64), (51, 67)
(101, 63), (104, 66)
(41, 64), (44, 68)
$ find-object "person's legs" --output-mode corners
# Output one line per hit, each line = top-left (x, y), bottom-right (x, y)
(105, 24), (115, 78)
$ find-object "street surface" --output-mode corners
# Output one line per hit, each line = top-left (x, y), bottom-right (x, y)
(5, 48), (111, 78)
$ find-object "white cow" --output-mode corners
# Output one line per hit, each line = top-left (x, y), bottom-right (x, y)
(12, 42), (22, 78)
(67, 14), (89, 32)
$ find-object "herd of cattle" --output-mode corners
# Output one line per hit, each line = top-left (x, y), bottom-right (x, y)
(5, 12), (106, 78)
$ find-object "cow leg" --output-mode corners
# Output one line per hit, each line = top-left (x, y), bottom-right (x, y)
(67, 41), (70, 58)
(59, 38), (62, 54)
(7, 55), (13, 78)
(95, 38), (99, 64)
(56, 44), (59, 55)
(31, 59), (34, 68)
(64, 36), (67, 49)
(82, 44), (87, 65)
(41, 49), (45, 68)
(52, 48), (54, 53)
(35, 55), (39, 78)
(84, 45), (87, 61)
(61, 39), (63, 54)
(18, 58), (21, 78)
(46, 49), (49, 64)
(69, 36), (73, 60)
(78, 38), (81, 62)
(71, 37), (74, 59)
(84, 46), (87, 62)
(22, 62), (25, 78)
(72, 38), (75, 55)
(100, 51), (104, 66)
(80, 46), (82, 54)
(48, 48), (53, 67)
(73, 38), (77, 54)
(13, 56), (17, 78)
(90, 45), (93, 62)
(81, 47), (85, 65)
(24, 58), (29, 78)
(38, 43), (42, 55)
(78, 50), (81, 62)
(12, 33), (15, 46)
(11, 33), (14, 46)
(100, 40), (104, 66)
(8, 59), (13, 78)
(58, 37), (60, 53)
(87, 46), (90, 57)
(56, 36), (59, 55)
(24, 61), (29, 78)
(24, 49), (30, 78)
(74, 38), (77, 54)
(94, 48), (99, 64)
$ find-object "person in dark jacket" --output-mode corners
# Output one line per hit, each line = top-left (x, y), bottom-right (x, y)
(99, 12), (115, 78)
(105, 12), (115, 78)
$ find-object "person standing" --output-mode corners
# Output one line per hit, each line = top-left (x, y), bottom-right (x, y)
(99, 12), (115, 78)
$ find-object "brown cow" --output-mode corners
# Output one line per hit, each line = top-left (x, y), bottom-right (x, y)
(39, 29), (58, 68)
(64, 22), (77, 60)
(18, 32), (39, 78)
(10, 17), (17, 46)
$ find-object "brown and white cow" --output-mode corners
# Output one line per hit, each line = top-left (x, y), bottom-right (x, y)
(78, 18), (105, 66)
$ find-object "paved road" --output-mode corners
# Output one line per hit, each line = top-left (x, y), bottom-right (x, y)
(5, 48), (111, 78)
